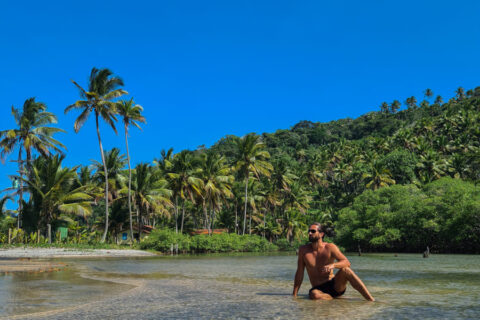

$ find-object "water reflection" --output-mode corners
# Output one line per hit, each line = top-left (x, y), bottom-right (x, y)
(1, 253), (479, 319)
(0, 269), (132, 316)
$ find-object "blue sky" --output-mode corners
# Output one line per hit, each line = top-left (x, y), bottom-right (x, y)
(1, 0), (480, 207)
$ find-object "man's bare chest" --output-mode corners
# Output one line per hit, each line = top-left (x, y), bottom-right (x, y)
(304, 249), (332, 268)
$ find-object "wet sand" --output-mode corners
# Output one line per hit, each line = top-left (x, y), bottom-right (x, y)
(0, 259), (66, 273)
(0, 248), (155, 274)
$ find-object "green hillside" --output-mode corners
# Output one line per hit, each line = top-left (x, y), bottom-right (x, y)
(211, 87), (480, 252)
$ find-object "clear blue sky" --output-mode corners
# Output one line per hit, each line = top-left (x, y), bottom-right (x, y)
(1, 0), (480, 206)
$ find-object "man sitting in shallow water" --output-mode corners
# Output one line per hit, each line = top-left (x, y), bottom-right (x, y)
(292, 222), (375, 301)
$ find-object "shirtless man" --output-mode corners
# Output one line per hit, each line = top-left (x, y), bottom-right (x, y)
(292, 222), (375, 301)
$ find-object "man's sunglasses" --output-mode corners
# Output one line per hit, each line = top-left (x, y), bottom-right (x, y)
(308, 229), (318, 234)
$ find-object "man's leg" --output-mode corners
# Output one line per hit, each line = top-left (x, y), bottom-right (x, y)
(309, 289), (333, 300)
(333, 267), (375, 301)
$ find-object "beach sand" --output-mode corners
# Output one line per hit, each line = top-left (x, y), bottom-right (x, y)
(0, 247), (156, 273)
(0, 247), (156, 259)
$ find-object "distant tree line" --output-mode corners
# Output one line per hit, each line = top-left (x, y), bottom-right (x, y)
(1, 67), (479, 252)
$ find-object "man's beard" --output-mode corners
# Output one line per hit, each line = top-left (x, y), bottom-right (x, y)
(309, 236), (319, 243)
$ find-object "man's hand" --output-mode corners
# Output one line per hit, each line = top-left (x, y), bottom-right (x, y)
(321, 263), (335, 273)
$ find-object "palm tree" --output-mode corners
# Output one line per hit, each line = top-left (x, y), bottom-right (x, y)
(362, 161), (396, 190)
(405, 96), (418, 110)
(416, 150), (447, 183)
(259, 178), (278, 238)
(424, 88), (434, 101)
(280, 182), (310, 241)
(0, 98), (65, 228)
(455, 87), (466, 101)
(379, 102), (389, 114)
(92, 148), (127, 202)
(233, 134), (273, 235)
(18, 155), (93, 229)
(167, 150), (202, 233)
(154, 148), (174, 175)
(390, 100), (401, 113)
(116, 98), (146, 242)
(198, 152), (233, 233)
(65, 67), (127, 243)
(242, 178), (265, 234)
(434, 95), (443, 105)
(127, 163), (172, 238)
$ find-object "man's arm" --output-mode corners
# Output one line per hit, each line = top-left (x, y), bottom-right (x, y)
(323, 243), (351, 272)
(292, 247), (305, 297)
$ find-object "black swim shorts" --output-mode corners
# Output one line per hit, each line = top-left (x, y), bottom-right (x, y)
(309, 278), (346, 298)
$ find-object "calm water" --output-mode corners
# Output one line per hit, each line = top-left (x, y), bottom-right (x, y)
(1, 253), (479, 319)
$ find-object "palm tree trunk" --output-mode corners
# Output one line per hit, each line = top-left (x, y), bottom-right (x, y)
(208, 205), (213, 235)
(180, 202), (185, 234)
(211, 209), (216, 232)
(175, 197), (178, 233)
(17, 147), (23, 229)
(263, 204), (266, 239)
(124, 124), (134, 244)
(249, 210), (252, 235)
(243, 177), (248, 235)
(203, 198), (208, 230)
(96, 113), (109, 243)
(137, 207), (141, 239)
(234, 203), (238, 234)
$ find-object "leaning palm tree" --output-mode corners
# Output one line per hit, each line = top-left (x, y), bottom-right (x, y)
(65, 68), (127, 243)
(233, 134), (273, 235)
(0, 98), (65, 228)
(116, 98), (146, 243)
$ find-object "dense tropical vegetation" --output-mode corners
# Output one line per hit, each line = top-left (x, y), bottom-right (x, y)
(1, 68), (479, 253)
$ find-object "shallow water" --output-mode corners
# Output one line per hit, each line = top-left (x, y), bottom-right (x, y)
(1, 253), (479, 319)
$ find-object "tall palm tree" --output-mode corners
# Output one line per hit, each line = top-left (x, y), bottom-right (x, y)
(198, 152), (233, 233)
(434, 95), (443, 105)
(405, 96), (418, 110)
(116, 98), (146, 242)
(233, 134), (273, 235)
(390, 100), (401, 113)
(167, 150), (202, 233)
(424, 88), (434, 101)
(280, 182), (310, 241)
(0, 98), (65, 228)
(379, 102), (389, 114)
(455, 87), (466, 101)
(65, 67), (127, 243)
(242, 178), (265, 234)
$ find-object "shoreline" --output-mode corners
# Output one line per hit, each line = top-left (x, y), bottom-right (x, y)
(0, 247), (157, 259)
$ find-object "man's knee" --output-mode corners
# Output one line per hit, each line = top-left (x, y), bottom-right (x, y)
(309, 290), (333, 300)
(339, 267), (353, 276)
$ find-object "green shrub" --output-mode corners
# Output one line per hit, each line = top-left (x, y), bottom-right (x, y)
(141, 230), (278, 253)
(274, 238), (305, 251)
